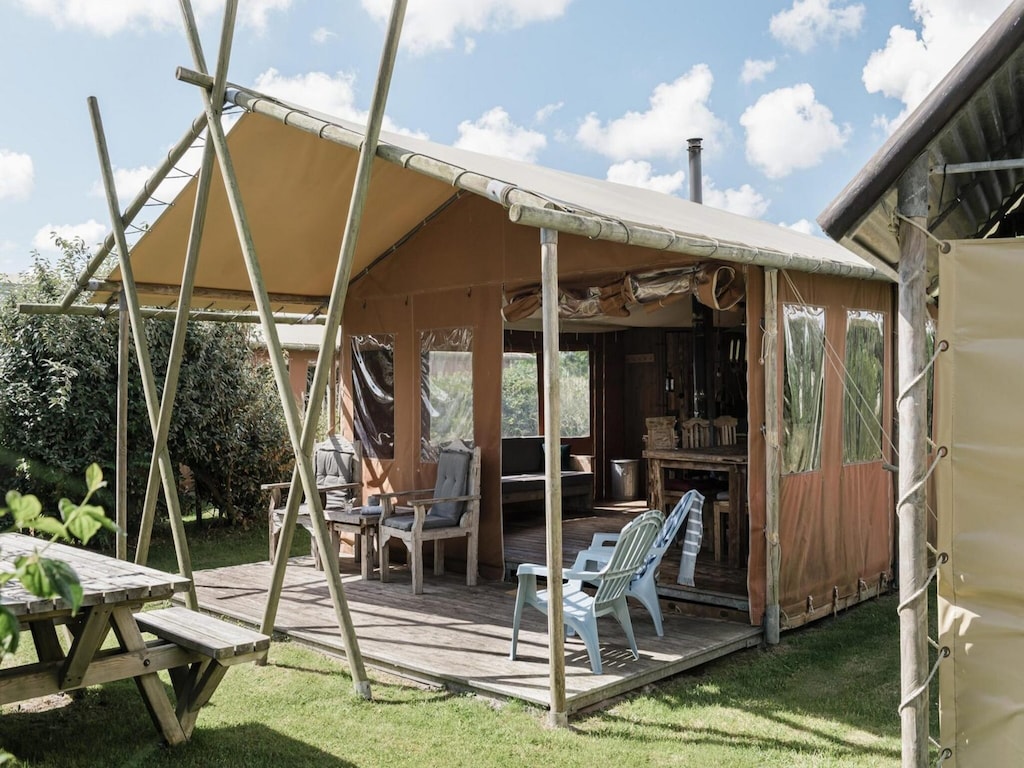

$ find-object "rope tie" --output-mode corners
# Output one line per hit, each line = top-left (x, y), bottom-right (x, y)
(898, 340), (949, 406)
(897, 552), (947, 614)
(894, 211), (952, 254)
(897, 446), (946, 510)
(899, 645), (949, 712)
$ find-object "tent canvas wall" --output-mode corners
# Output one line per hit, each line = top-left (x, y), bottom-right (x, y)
(80, 91), (896, 633)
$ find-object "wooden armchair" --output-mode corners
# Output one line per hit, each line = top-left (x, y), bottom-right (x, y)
(378, 440), (481, 594)
(263, 436), (364, 571)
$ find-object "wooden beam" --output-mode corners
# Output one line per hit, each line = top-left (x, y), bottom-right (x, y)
(177, 0), (371, 699)
(116, 294), (128, 561)
(18, 302), (326, 325)
(763, 268), (781, 645)
(897, 155), (930, 768)
(87, 279), (329, 309)
(87, 96), (196, 608)
(540, 226), (567, 727)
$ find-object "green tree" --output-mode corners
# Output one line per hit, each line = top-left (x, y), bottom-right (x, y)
(0, 239), (291, 531)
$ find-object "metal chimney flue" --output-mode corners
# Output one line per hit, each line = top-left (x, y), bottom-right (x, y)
(687, 137), (703, 204)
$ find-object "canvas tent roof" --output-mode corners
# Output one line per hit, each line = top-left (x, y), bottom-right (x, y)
(89, 83), (891, 314)
(818, 0), (1024, 266)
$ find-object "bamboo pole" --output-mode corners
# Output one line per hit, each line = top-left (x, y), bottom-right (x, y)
(258, 0), (407, 702)
(508, 203), (896, 283)
(19, 303), (326, 324)
(116, 293), (129, 561)
(176, 0), (371, 697)
(61, 112), (208, 310)
(763, 268), (781, 644)
(540, 227), (567, 727)
(86, 279), (329, 309)
(87, 96), (196, 608)
(896, 156), (930, 768)
(135, 136), (216, 580)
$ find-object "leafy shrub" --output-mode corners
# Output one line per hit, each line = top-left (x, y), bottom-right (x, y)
(0, 239), (291, 532)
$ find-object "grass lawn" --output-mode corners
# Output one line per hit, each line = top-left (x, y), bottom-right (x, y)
(1, 521), (905, 767)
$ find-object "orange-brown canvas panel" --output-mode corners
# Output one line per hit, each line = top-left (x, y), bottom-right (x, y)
(745, 266), (766, 626)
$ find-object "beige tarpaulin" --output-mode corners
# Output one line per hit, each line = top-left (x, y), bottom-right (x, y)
(937, 239), (1024, 765)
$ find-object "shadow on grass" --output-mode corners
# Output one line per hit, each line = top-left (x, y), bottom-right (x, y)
(1, 683), (355, 768)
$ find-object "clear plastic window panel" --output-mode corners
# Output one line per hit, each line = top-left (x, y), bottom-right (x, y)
(420, 328), (474, 462)
(501, 352), (539, 437)
(843, 310), (885, 463)
(782, 304), (825, 474)
(559, 350), (591, 438)
(351, 334), (395, 460)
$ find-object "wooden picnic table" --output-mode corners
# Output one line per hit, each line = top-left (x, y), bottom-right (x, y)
(0, 532), (268, 745)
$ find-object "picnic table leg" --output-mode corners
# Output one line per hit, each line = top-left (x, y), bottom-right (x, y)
(110, 607), (188, 746)
(175, 660), (229, 737)
(60, 605), (113, 689)
(29, 620), (65, 663)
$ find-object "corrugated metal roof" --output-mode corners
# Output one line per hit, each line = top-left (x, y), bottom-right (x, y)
(818, 0), (1024, 266)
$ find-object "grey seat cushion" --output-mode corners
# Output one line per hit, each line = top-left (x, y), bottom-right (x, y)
(429, 448), (472, 524)
(383, 507), (463, 531)
(315, 437), (356, 509)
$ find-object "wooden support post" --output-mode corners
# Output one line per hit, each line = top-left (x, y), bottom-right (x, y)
(135, 136), (216, 579)
(258, 0), (407, 703)
(19, 303), (327, 324)
(897, 156), (930, 768)
(763, 268), (781, 644)
(87, 97), (197, 609)
(116, 292), (129, 561)
(176, 0), (380, 698)
(540, 227), (567, 727)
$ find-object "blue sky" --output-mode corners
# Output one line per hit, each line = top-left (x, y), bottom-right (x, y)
(0, 0), (1013, 275)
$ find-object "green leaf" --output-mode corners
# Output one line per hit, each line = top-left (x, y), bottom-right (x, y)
(17, 556), (50, 597)
(7, 492), (42, 526)
(65, 506), (104, 545)
(26, 515), (67, 539)
(58, 496), (75, 522)
(85, 463), (105, 494)
(38, 558), (83, 612)
(0, 605), (19, 657)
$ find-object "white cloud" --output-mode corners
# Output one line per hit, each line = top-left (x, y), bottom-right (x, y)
(311, 26), (335, 44)
(606, 161), (685, 196)
(863, 0), (1007, 131)
(576, 65), (727, 161)
(702, 177), (771, 219)
(32, 220), (107, 252)
(14, 0), (291, 35)
(740, 83), (850, 178)
(360, 0), (572, 55)
(254, 68), (425, 136)
(464, 37), (477, 54)
(770, 0), (865, 53)
(454, 107), (546, 162)
(780, 218), (818, 235)
(534, 102), (564, 124)
(89, 165), (157, 205)
(0, 149), (34, 201)
(741, 58), (776, 84)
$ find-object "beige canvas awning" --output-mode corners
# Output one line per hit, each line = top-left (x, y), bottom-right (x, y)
(87, 84), (892, 314)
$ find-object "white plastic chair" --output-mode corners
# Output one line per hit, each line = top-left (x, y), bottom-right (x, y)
(570, 490), (705, 637)
(509, 509), (663, 675)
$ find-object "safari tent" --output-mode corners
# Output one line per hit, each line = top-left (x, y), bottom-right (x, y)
(819, 2), (1024, 763)
(75, 76), (898, 640)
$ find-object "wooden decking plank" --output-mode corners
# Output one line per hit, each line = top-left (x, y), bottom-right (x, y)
(187, 555), (763, 711)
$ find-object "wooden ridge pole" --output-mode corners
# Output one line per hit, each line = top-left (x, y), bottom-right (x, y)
(176, 0), (370, 697)
(86, 279), (330, 308)
(87, 97), (197, 608)
(540, 227), (567, 727)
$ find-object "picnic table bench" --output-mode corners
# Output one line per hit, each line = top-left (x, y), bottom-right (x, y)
(0, 533), (269, 745)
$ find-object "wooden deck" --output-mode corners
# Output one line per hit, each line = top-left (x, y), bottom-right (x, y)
(190, 541), (761, 713)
